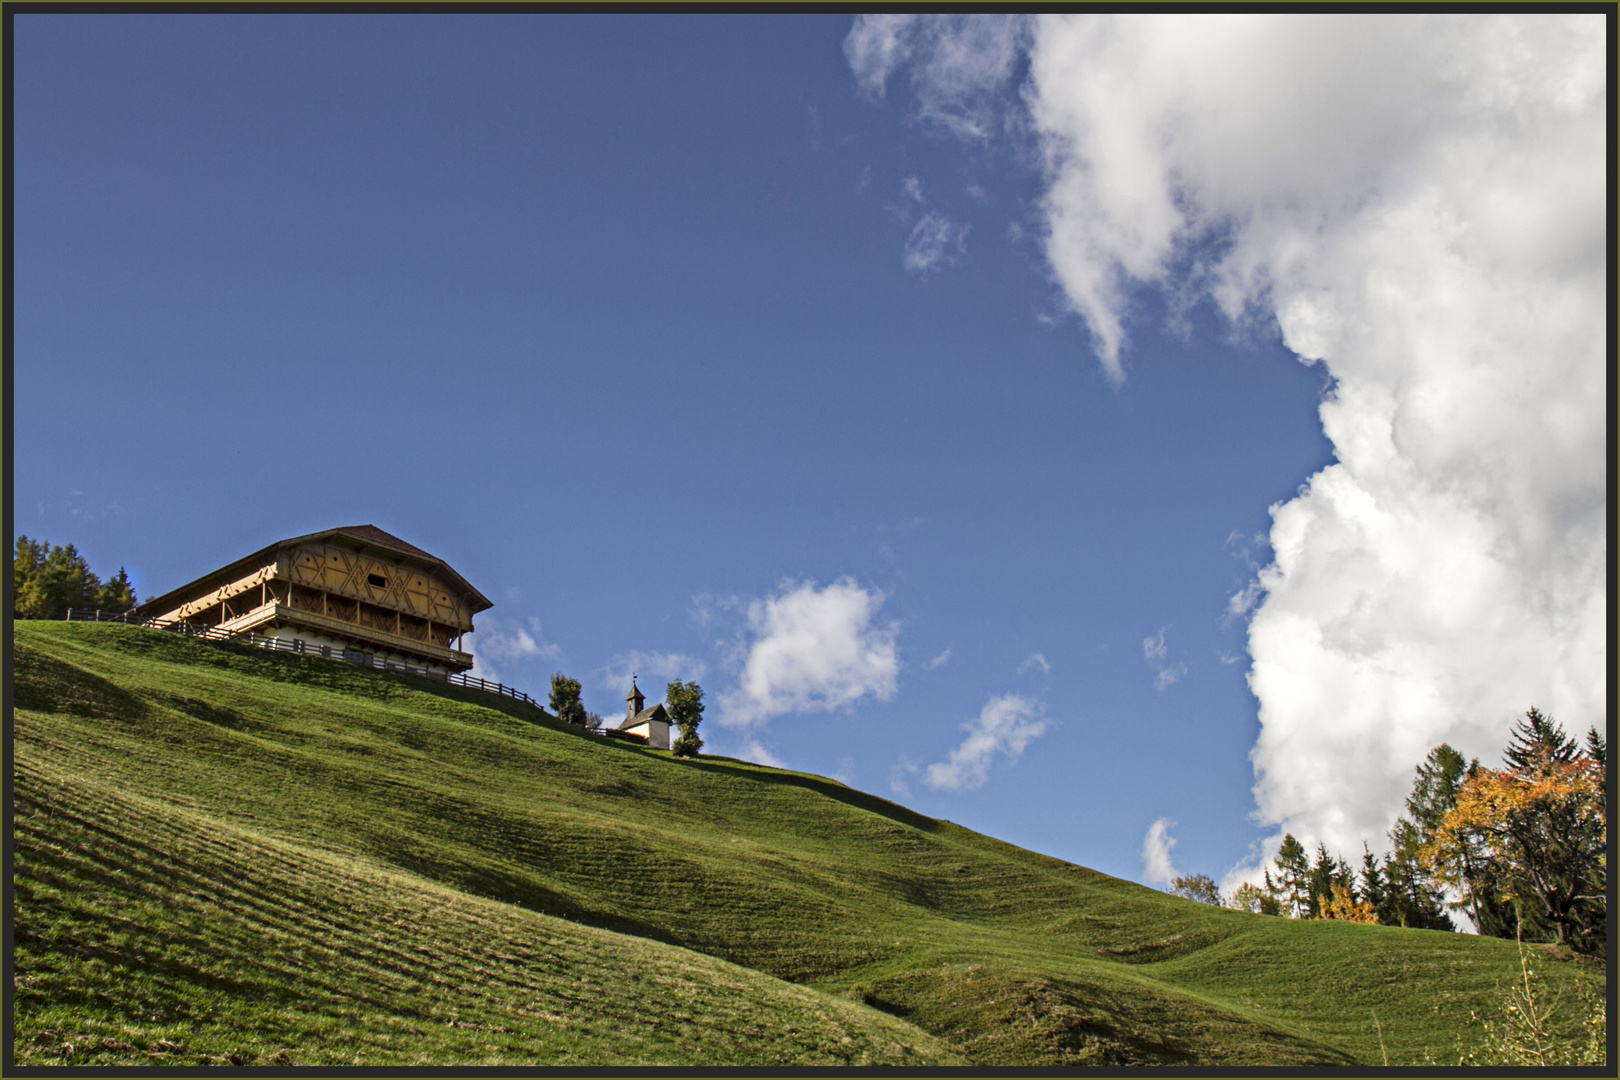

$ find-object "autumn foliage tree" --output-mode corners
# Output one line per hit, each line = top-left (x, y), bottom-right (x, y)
(1422, 710), (1606, 954)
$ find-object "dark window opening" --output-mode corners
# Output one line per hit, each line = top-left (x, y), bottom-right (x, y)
(367, 574), (388, 589)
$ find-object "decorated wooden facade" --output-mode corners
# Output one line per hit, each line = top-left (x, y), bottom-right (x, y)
(133, 525), (491, 674)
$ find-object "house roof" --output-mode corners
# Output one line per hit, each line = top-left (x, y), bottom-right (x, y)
(617, 703), (668, 731)
(135, 524), (493, 618)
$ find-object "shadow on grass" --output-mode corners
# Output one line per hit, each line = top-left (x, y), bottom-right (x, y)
(669, 756), (942, 834)
(12, 647), (151, 723)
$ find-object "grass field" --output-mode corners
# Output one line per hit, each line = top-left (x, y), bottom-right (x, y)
(10, 622), (1605, 1066)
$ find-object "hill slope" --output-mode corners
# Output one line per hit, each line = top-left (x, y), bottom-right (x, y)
(10, 623), (1602, 1066)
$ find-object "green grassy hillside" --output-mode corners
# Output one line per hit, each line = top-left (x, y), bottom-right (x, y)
(10, 622), (1603, 1066)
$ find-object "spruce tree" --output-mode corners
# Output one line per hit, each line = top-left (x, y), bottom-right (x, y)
(1503, 708), (1577, 775)
(97, 567), (138, 613)
(1272, 834), (1310, 917)
(1359, 845), (1387, 918)
(1305, 844), (1338, 919)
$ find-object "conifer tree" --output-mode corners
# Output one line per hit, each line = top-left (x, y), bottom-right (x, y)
(97, 567), (137, 613)
(1503, 707), (1578, 775)
(12, 536), (132, 619)
(1306, 844), (1339, 919)
(1272, 834), (1310, 917)
(1424, 710), (1605, 952)
(1359, 845), (1387, 918)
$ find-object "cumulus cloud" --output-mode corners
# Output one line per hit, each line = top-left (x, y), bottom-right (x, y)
(903, 212), (969, 272)
(1141, 818), (1179, 887)
(854, 13), (1607, 864)
(717, 577), (899, 729)
(923, 694), (1049, 792)
(1017, 652), (1050, 674)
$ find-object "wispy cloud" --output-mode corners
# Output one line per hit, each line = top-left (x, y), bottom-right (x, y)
(737, 738), (788, 770)
(903, 212), (969, 273)
(716, 577), (899, 729)
(922, 694), (1048, 792)
(471, 616), (561, 665)
(1017, 652), (1050, 675)
(1142, 628), (1186, 691)
(1141, 817), (1179, 886)
(902, 175), (925, 203)
(599, 650), (706, 706)
(1142, 630), (1168, 662)
(845, 14), (1028, 140)
(927, 647), (953, 669)
(890, 754), (919, 799)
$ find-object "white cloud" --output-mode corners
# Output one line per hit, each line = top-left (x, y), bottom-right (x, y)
(902, 175), (925, 203)
(598, 650), (705, 716)
(859, 13), (1607, 863)
(903, 212), (969, 273)
(1154, 663), (1187, 692)
(889, 754), (919, 799)
(1141, 817), (1179, 887)
(1017, 652), (1049, 674)
(469, 615), (562, 672)
(716, 577), (899, 729)
(927, 647), (952, 669)
(1142, 630), (1167, 662)
(845, 14), (1026, 140)
(923, 694), (1049, 792)
(737, 738), (788, 770)
(1142, 628), (1184, 690)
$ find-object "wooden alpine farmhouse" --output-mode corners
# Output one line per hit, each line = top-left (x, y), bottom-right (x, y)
(133, 525), (491, 675)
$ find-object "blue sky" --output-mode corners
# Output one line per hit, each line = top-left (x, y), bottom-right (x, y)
(13, 15), (1605, 893)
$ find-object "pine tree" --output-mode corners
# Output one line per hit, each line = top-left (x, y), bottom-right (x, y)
(1305, 844), (1338, 919)
(1582, 725), (1605, 767)
(1424, 713), (1605, 952)
(1359, 845), (1387, 918)
(1503, 708), (1577, 775)
(1273, 834), (1310, 918)
(13, 536), (113, 620)
(97, 567), (138, 613)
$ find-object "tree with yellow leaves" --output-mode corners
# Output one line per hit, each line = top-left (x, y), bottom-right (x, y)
(1317, 881), (1378, 923)
(1422, 710), (1605, 953)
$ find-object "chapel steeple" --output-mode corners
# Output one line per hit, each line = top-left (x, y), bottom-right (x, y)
(626, 676), (646, 720)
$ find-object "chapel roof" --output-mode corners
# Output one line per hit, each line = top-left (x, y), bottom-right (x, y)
(617, 703), (668, 731)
